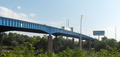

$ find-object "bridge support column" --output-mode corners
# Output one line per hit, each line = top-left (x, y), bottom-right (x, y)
(54, 36), (59, 53)
(0, 33), (2, 54)
(89, 39), (91, 50)
(91, 41), (94, 48)
(47, 36), (53, 51)
(66, 37), (68, 40)
(79, 38), (82, 49)
(72, 38), (74, 49)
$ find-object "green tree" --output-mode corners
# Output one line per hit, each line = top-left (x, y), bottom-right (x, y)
(117, 41), (120, 49)
(107, 39), (118, 48)
(34, 36), (47, 50)
(83, 40), (89, 49)
(16, 34), (25, 44)
(94, 36), (118, 51)
(102, 36), (108, 42)
(94, 40), (107, 51)
(11, 40), (19, 47)
(2, 33), (8, 45)
(7, 32), (14, 46)
(102, 36), (118, 48)
(56, 36), (73, 51)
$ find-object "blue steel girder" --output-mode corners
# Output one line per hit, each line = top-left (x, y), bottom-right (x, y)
(0, 16), (97, 40)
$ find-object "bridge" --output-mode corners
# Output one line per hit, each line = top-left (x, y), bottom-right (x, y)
(0, 16), (97, 52)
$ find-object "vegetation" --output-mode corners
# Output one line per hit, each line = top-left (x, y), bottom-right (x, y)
(1, 32), (80, 51)
(1, 32), (120, 57)
(94, 36), (119, 51)
(1, 44), (120, 57)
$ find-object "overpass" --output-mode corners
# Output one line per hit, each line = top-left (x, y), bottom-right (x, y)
(0, 16), (97, 52)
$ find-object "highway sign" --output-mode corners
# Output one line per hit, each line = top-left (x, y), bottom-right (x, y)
(93, 31), (105, 35)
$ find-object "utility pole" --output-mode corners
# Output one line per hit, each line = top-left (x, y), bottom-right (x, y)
(66, 17), (67, 28)
(68, 19), (69, 27)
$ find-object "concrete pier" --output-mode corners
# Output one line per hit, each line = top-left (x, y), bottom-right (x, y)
(47, 36), (53, 51)
(89, 39), (91, 50)
(72, 38), (74, 49)
(54, 36), (59, 53)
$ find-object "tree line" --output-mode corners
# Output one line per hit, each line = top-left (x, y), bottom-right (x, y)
(1, 32), (82, 51)
(94, 36), (120, 51)
(2, 32), (119, 52)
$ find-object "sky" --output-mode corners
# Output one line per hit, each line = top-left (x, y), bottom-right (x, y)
(0, 0), (120, 41)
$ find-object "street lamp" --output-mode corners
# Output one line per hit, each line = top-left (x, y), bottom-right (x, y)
(80, 15), (83, 49)
(80, 15), (83, 37)
(12, 6), (17, 18)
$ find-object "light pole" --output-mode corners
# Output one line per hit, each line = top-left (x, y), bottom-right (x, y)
(12, 6), (17, 18)
(79, 15), (83, 49)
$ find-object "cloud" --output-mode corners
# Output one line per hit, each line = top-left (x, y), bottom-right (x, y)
(43, 22), (63, 28)
(20, 13), (27, 17)
(30, 13), (36, 17)
(102, 28), (115, 38)
(105, 28), (114, 32)
(45, 22), (63, 25)
(0, 6), (38, 23)
(103, 27), (120, 41)
(17, 6), (21, 9)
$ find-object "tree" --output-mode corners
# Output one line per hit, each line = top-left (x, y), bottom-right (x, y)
(107, 39), (118, 48)
(94, 40), (107, 51)
(7, 32), (14, 45)
(102, 36), (108, 42)
(2, 33), (8, 45)
(94, 36), (118, 51)
(34, 36), (47, 50)
(83, 40), (89, 49)
(11, 40), (19, 47)
(117, 41), (120, 49)
(102, 36), (118, 48)
(16, 34), (25, 44)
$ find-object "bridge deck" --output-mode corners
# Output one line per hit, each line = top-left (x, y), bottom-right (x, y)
(0, 16), (97, 40)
